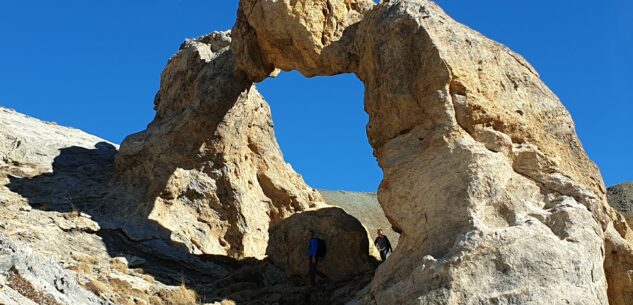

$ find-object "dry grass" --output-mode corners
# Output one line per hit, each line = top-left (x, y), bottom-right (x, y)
(83, 278), (109, 297)
(107, 276), (134, 293)
(6, 269), (63, 305)
(110, 258), (129, 274)
(67, 262), (92, 274)
(64, 196), (81, 217)
(107, 276), (150, 305)
(71, 251), (100, 265)
(143, 274), (157, 283)
(151, 284), (199, 305)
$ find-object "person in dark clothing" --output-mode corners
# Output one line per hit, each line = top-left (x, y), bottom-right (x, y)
(307, 230), (329, 285)
(374, 229), (393, 261)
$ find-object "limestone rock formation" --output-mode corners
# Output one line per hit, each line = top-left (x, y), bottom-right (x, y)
(0, 107), (373, 305)
(320, 190), (399, 248)
(609, 182), (633, 226)
(232, 0), (633, 304)
(0, 106), (116, 189)
(114, 31), (324, 259)
(232, 0), (375, 80)
(0, 237), (111, 305)
(0, 106), (225, 305)
(266, 207), (379, 282)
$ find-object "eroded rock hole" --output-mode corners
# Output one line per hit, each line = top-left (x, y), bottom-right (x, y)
(256, 69), (400, 280)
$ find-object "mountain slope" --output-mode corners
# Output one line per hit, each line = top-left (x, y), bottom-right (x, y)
(608, 182), (633, 226)
(319, 190), (399, 248)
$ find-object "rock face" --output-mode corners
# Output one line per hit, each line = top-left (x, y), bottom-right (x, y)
(114, 32), (324, 259)
(0, 107), (116, 180)
(0, 107), (374, 305)
(232, 0), (375, 80)
(320, 190), (399, 248)
(266, 207), (379, 282)
(232, 0), (633, 304)
(0, 237), (110, 305)
(609, 183), (633, 226)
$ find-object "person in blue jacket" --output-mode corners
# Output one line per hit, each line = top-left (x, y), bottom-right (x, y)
(307, 230), (329, 285)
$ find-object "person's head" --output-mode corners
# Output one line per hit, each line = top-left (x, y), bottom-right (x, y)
(377, 229), (384, 237)
(307, 230), (315, 240)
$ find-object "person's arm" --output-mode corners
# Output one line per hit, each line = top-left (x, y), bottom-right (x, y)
(385, 236), (392, 252)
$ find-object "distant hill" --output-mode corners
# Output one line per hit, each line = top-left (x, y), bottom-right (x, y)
(319, 190), (399, 247)
(608, 182), (633, 225)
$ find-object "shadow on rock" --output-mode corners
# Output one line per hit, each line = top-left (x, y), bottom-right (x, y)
(7, 142), (117, 213)
(7, 143), (379, 304)
(6, 143), (241, 297)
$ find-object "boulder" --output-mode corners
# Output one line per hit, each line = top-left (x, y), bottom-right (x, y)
(231, 0), (633, 304)
(266, 207), (379, 282)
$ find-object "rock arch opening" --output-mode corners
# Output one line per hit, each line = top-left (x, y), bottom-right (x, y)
(257, 70), (380, 193)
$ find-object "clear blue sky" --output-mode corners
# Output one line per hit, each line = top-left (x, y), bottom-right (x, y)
(1, 1), (631, 191)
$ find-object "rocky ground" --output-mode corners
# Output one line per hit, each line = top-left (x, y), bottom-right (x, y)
(0, 106), (378, 305)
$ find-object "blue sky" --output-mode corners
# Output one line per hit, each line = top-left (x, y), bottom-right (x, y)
(1, 1), (631, 191)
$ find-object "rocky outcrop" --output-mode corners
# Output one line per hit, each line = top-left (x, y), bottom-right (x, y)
(232, 0), (633, 304)
(609, 183), (633, 226)
(0, 237), (110, 305)
(320, 190), (399, 248)
(0, 106), (225, 305)
(232, 0), (375, 81)
(266, 207), (379, 282)
(0, 107), (116, 176)
(114, 32), (324, 259)
(0, 107), (374, 305)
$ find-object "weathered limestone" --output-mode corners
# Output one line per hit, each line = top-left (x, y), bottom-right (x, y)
(232, 0), (375, 80)
(0, 106), (371, 305)
(114, 32), (324, 259)
(266, 207), (379, 282)
(0, 107), (115, 178)
(232, 0), (633, 304)
(0, 237), (111, 305)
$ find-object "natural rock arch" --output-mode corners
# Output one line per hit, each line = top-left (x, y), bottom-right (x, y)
(113, 0), (633, 304)
(231, 0), (633, 304)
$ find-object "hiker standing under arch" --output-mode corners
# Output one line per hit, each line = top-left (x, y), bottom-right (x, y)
(307, 230), (329, 285)
(374, 229), (393, 261)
